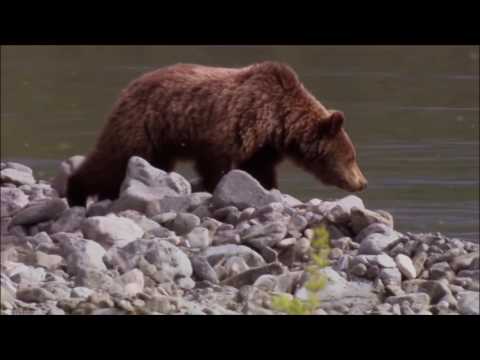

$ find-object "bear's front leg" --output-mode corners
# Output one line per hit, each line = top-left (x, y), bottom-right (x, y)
(195, 154), (232, 193)
(238, 146), (281, 190)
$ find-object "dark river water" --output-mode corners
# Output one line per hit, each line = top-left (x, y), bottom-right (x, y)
(1, 46), (479, 242)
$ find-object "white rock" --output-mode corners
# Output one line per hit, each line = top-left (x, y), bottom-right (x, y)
(120, 269), (144, 297)
(395, 254), (417, 279)
(1, 187), (29, 217)
(0, 168), (35, 186)
(71, 286), (94, 299)
(57, 233), (107, 274)
(81, 214), (144, 248)
(185, 227), (212, 249)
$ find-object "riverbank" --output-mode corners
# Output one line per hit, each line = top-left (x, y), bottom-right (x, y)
(1, 156), (478, 315)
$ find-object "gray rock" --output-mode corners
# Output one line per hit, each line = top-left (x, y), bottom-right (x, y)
(212, 170), (282, 210)
(116, 209), (160, 233)
(352, 254), (397, 268)
(429, 261), (455, 281)
(240, 221), (287, 248)
(164, 213), (200, 235)
(402, 279), (455, 304)
(350, 207), (394, 234)
(16, 287), (56, 303)
(9, 265), (47, 285)
(191, 256), (219, 284)
(1, 187), (29, 217)
(358, 232), (401, 255)
(386, 293), (431, 312)
(51, 155), (86, 197)
(50, 207), (86, 233)
(111, 157), (191, 213)
(395, 254), (417, 279)
(350, 263), (368, 277)
(10, 198), (68, 227)
(146, 192), (212, 217)
(355, 223), (395, 243)
(75, 268), (124, 295)
(457, 291), (479, 315)
(185, 227), (212, 249)
(212, 229), (241, 246)
(412, 251), (428, 277)
(0, 168), (35, 186)
(325, 195), (365, 224)
(201, 244), (266, 268)
(281, 194), (303, 207)
(81, 214), (144, 248)
(222, 262), (284, 288)
(450, 252), (479, 272)
(380, 267), (402, 286)
(5, 162), (33, 174)
(57, 234), (107, 274)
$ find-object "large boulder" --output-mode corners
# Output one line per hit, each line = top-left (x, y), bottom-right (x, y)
(10, 198), (68, 227)
(111, 157), (191, 213)
(212, 170), (282, 210)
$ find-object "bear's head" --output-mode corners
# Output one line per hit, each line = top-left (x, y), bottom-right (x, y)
(292, 110), (368, 192)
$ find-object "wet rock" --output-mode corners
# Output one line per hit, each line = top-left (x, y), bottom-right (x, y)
(1, 187), (29, 217)
(457, 291), (479, 315)
(16, 287), (56, 303)
(81, 214), (144, 248)
(164, 213), (200, 235)
(111, 157), (191, 213)
(212, 170), (282, 210)
(358, 232), (401, 255)
(50, 207), (86, 234)
(10, 198), (68, 227)
(51, 155), (85, 197)
(201, 244), (266, 268)
(185, 227), (212, 249)
(1, 167), (36, 186)
(395, 254), (417, 279)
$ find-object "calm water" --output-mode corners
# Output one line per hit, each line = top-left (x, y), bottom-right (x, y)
(1, 46), (479, 241)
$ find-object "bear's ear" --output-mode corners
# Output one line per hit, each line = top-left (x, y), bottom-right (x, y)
(324, 111), (344, 136)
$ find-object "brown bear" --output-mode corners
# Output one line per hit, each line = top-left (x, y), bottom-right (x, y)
(67, 61), (367, 207)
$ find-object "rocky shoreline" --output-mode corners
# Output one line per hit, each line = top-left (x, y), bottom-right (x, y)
(1, 156), (479, 315)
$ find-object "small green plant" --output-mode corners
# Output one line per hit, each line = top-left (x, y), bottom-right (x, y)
(270, 225), (331, 315)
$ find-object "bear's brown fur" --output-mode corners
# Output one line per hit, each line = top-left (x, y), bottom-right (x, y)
(67, 61), (367, 207)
